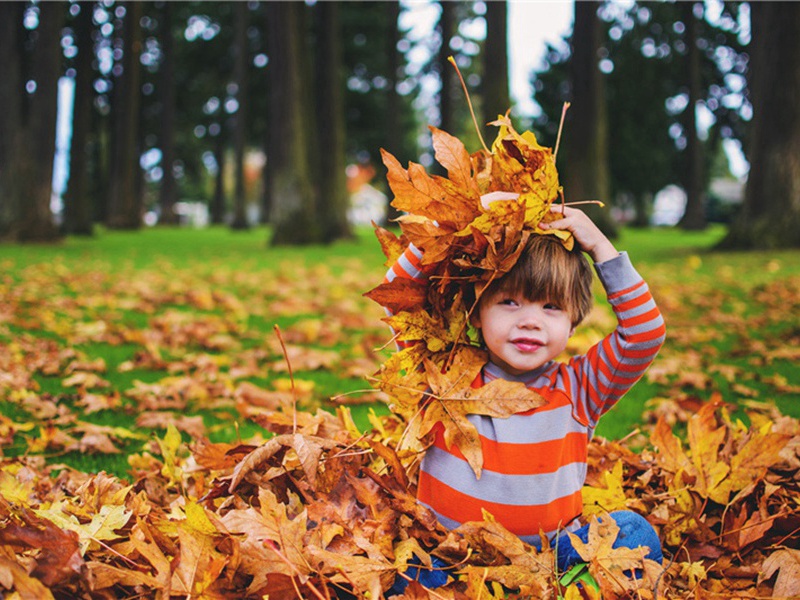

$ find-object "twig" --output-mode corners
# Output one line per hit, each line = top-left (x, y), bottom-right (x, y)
(553, 101), (570, 162)
(448, 56), (490, 154)
(273, 324), (297, 434)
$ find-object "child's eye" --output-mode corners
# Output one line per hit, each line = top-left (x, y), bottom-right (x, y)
(543, 302), (562, 311)
(498, 298), (518, 306)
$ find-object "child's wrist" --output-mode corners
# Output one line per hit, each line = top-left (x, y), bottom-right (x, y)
(589, 241), (619, 263)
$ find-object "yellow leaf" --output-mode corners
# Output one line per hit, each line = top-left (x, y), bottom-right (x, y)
(582, 460), (629, 516)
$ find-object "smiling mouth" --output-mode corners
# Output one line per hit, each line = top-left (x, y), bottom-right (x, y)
(511, 339), (544, 352)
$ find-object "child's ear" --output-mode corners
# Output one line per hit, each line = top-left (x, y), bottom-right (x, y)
(569, 325), (576, 337)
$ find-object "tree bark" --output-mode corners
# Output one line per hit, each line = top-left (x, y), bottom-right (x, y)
(384, 0), (403, 224)
(0, 2), (25, 237)
(266, 1), (318, 245)
(563, 2), (616, 238)
(63, 0), (95, 236)
(315, 1), (352, 243)
(437, 1), (457, 136)
(211, 130), (226, 225)
(483, 0), (510, 141)
(107, 1), (143, 229)
(679, 2), (707, 231)
(15, 1), (64, 242)
(720, 2), (800, 249)
(230, 2), (250, 230)
(158, 2), (179, 225)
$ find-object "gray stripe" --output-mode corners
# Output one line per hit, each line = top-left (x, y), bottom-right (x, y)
(422, 447), (587, 506)
(468, 404), (586, 444)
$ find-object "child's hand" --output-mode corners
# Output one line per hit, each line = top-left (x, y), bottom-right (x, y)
(540, 205), (619, 263)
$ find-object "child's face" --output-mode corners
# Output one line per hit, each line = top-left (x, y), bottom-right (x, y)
(473, 290), (574, 376)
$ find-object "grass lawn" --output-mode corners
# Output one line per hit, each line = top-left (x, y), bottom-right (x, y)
(1, 224), (798, 478)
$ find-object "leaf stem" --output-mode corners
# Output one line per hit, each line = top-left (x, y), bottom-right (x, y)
(273, 324), (297, 434)
(448, 56), (490, 154)
(553, 101), (570, 163)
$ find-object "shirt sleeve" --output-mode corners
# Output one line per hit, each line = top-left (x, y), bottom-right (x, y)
(382, 243), (429, 349)
(568, 252), (666, 428)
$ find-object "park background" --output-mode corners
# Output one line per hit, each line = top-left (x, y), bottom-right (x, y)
(1, 1), (799, 598)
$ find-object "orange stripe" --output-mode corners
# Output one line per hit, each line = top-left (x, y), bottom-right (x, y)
(616, 290), (652, 312)
(620, 307), (661, 328)
(417, 474), (582, 536)
(431, 431), (589, 475)
(607, 280), (645, 301)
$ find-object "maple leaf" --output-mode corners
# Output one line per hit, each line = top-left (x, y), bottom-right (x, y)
(416, 348), (546, 477)
(759, 548), (800, 598)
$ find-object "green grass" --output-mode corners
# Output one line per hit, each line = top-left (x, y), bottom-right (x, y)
(1, 223), (798, 476)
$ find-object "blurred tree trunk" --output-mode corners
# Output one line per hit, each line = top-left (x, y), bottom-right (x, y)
(64, 0), (95, 236)
(14, 2), (64, 242)
(267, 1), (319, 245)
(315, 1), (352, 242)
(210, 131), (226, 224)
(158, 2), (179, 225)
(437, 2), (457, 136)
(0, 2), (25, 237)
(107, 1), (143, 229)
(483, 0), (510, 141)
(720, 3), (800, 249)
(563, 2), (616, 238)
(679, 2), (707, 231)
(384, 0), (403, 224)
(231, 2), (250, 230)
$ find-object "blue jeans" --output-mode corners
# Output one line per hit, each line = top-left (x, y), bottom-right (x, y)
(387, 511), (662, 594)
(555, 510), (663, 572)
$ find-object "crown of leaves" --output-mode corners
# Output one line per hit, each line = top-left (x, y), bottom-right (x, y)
(364, 111), (578, 476)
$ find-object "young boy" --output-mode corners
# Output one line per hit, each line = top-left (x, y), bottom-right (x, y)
(384, 202), (666, 575)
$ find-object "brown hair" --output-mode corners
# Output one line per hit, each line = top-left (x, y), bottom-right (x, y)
(475, 235), (593, 327)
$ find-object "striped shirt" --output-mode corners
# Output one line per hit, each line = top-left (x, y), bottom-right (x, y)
(384, 244), (666, 545)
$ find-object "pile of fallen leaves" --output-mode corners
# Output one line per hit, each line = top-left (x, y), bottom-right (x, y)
(1, 392), (798, 598)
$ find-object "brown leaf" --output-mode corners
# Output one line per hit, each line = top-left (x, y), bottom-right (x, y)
(759, 548), (800, 597)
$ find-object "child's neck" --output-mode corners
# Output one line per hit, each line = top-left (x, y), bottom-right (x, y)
(484, 360), (553, 383)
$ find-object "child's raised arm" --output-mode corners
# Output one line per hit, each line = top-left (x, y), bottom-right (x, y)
(539, 205), (619, 263)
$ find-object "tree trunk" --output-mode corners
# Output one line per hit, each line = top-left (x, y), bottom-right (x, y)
(720, 3), (800, 249)
(563, 2), (616, 238)
(230, 2), (250, 230)
(107, 1), (143, 229)
(266, 1), (319, 245)
(384, 0), (403, 224)
(437, 1), (457, 137)
(15, 1), (64, 242)
(211, 131), (226, 224)
(679, 2), (707, 231)
(158, 2), (179, 226)
(315, 1), (352, 243)
(0, 2), (25, 238)
(483, 0), (510, 141)
(63, 0), (94, 236)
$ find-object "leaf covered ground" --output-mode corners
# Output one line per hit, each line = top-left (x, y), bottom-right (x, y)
(0, 227), (799, 599)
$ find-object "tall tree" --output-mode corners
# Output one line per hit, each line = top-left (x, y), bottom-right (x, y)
(315, 1), (352, 242)
(678, 1), (707, 230)
(157, 2), (179, 225)
(266, 2), (318, 245)
(64, 0), (96, 236)
(437, 1), (457, 136)
(0, 2), (25, 237)
(721, 3), (800, 249)
(563, 2), (616, 237)
(107, 2), (144, 229)
(384, 0), (404, 223)
(230, 1), (250, 230)
(12, 2), (64, 242)
(482, 0), (510, 138)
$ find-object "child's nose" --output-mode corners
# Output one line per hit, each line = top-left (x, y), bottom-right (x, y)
(518, 307), (543, 328)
